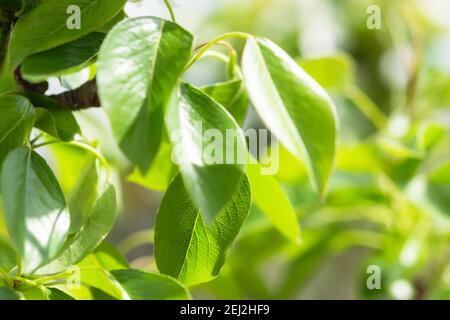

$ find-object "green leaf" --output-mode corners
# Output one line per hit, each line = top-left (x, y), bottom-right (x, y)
(111, 269), (190, 300)
(34, 108), (61, 140)
(200, 71), (249, 126)
(242, 37), (338, 195)
(6, 0), (127, 70)
(37, 180), (116, 274)
(92, 241), (129, 270)
(0, 95), (35, 166)
(66, 157), (99, 234)
(23, 92), (80, 141)
(298, 54), (355, 92)
(1, 147), (70, 274)
(406, 162), (450, 226)
(97, 17), (193, 172)
(0, 236), (17, 272)
(21, 32), (106, 83)
(0, 0), (22, 11)
(155, 174), (251, 286)
(166, 83), (247, 222)
(71, 243), (128, 300)
(45, 288), (75, 300)
(246, 161), (301, 243)
(0, 0), (42, 14)
(127, 139), (177, 191)
(0, 287), (21, 300)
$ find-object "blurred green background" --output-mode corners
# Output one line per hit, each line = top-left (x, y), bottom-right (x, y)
(115, 0), (450, 299)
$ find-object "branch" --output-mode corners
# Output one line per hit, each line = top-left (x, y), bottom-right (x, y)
(14, 69), (100, 111)
(50, 80), (100, 110)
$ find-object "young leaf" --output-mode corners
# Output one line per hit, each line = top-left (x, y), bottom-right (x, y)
(154, 174), (251, 286)
(22, 93), (80, 142)
(21, 32), (106, 83)
(97, 17), (193, 172)
(246, 162), (301, 243)
(45, 288), (75, 300)
(6, 0), (127, 70)
(166, 83), (247, 222)
(242, 37), (338, 195)
(1, 147), (70, 274)
(36, 182), (116, 274)
(111, 269), (190, 300)
(0, 95), (35, 166)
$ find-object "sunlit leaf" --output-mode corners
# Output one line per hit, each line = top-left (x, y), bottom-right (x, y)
(166, 83), (247, 222)
(242, 37), (338, 195)
(98, 17), (193, 172)
(0, 95), (35, 166)
(1, 147), (70, 273)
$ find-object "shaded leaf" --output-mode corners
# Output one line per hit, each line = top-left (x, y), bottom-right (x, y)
(111, 269), (190, 300)
(23, 92), (80, 141)
(0, 236), (17, 272)
(155, 174), (251, 286)
(37, 180), (116, 274)
(21, 32), (106, 83)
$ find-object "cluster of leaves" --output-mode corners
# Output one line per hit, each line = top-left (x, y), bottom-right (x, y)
(0, 0), (339, 299)
(188, 0), (450, 300)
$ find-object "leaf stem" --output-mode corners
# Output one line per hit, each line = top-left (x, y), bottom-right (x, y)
(163, 0), (177, 23)
(118, 229), (154, 255)
(33, 140), (109, 174)
(183, 32), (251, 72)
(32, 269), (75, 285)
